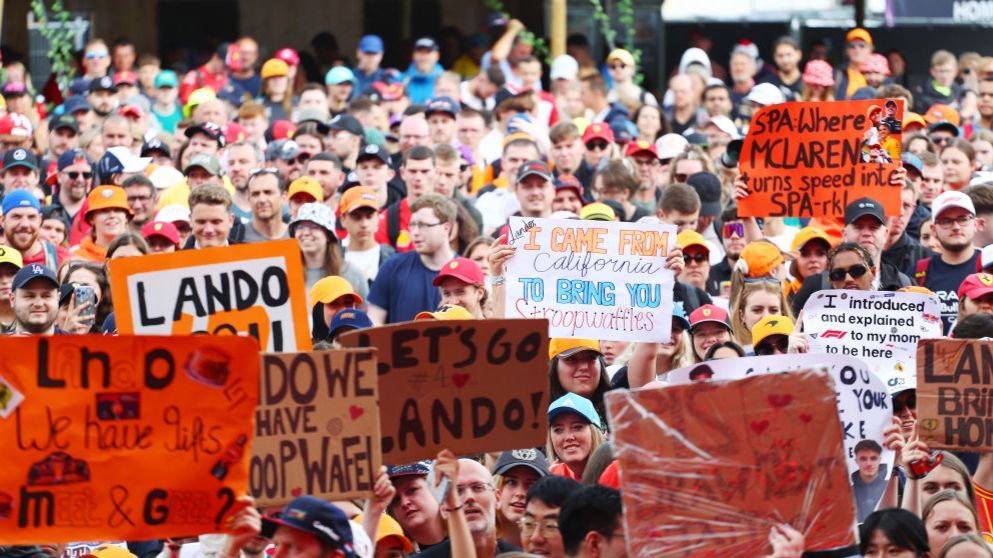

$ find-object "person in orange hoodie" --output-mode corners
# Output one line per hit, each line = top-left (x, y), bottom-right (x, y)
(71, 185), (132, 262)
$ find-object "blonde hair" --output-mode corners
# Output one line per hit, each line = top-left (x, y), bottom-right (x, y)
(546, 422), (605, 466)
(730, 280), (794, 346)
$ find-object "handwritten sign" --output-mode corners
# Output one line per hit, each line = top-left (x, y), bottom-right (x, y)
(667, 354), (894, 482)
(802, 290), (942, 382)
(739, 98), (904, 218)
(606, 371), (855, 557)
(0, 335), (260, 544)
(108, 240), (312, 352)
(504, 216), (676, 342)
(338, 319), (549, 464)
(252, 349), (381, 506)
(917, 339), (993, 451)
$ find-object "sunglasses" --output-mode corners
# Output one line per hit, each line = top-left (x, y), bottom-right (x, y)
(754, 336), (789, 356)
(930, 136), (952, 145)
(683, 253), (707, 264)
(63, 171), (92, 180)
(828, 264), (869, 282)
(722, 223), (744, 238)
(893, 393), (916, 413)
(586, 141), (609, 151)
(85, 50), (109, 59)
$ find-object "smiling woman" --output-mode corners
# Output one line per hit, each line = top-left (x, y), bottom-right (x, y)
(546, 393), (606, 481)
(547, 338), (612, 422)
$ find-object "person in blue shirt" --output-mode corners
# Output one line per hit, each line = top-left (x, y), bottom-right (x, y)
(352, 35), (388, 99)
(404, 37), (444, 104)
(367, 193), (458, 324)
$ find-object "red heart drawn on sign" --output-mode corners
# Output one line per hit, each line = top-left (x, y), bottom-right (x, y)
(349, 405), (364, 420)
(767, 394), (794, 408)
(291, 487), (303, 497)
(452, 373), (470, 388)
(750, 420), (770, 435)
(799, 413), (813, 423)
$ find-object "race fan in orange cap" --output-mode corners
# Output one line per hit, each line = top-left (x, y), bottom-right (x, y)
(70, 185), (133, 263)
(838, 28), (873, 100)
(785, 227), (832, 306)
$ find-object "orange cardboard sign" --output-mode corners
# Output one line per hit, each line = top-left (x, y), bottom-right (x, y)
(338, 319), (549, 464)
(252, 349), (381, 506)
(108, 240), (311, 352)
(605, 370), (856, 557)
(0, 335), (260, 544)
(917, 339), (993, 451)
(738, 99), (904, 218)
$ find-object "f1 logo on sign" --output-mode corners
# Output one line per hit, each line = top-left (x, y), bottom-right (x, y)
(821, 330), (848, 339)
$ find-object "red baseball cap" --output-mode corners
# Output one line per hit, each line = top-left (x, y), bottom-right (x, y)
(141, 221), (180, 245)
(959, 273), (993, 301)
(433, 258), (485, 287)
(582, 122), (614, 144)
(271, 120), (297, 140)
(223, 122), (247, 144)
(688, 304), (731, 332)
(624, 140), (658, 158)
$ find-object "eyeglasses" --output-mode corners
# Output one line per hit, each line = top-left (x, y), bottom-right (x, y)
(250, 167), (280, 176)
(893, 393), (916, 413)
(722, 223), (744, 238)
(286, 154), (311, 165)
(63, 171), (93, 180)
(408, 221), (444, 230)
(828, 264), (869, 282)
(127, 194), (152, 203)
(519, 519), (560, 537)
(754, 336), (789, 356)
(455, 482), (493, 497)
(683, 252), (707, 264)
(935, 214), (974, 228)
(586, 141), (609, 151)
(930, 136), (953, 146)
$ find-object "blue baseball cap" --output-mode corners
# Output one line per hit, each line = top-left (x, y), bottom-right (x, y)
(68, 78), (90, 96)
(901, 152), (923, 178)
(548, 393), (602, 430)
(57, 149), (93, 172)
(357, 35), (384, 54)
(263, 496), (354, 557)
(425, 96), (460, 118)
(64, 96), (91, 114)
(386, 460), (431, 478)
(325, 66), (356, 86)
(672, 302), (690, 331)
(2, 189), (41, 215)
(12, 263), (59, 291)
(328, 308), (373, 340)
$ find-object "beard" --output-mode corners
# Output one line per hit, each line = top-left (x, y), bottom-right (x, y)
(6, 227), (38, 251)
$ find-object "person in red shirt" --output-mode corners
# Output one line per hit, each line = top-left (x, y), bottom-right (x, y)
(179, 44), (231, 104)
(374, 145), (436, 251)
(2, 190), (68, 271)
(547, 392), (605, 481)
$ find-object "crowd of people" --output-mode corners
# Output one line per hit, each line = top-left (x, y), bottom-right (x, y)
(4, 14), (993, 558)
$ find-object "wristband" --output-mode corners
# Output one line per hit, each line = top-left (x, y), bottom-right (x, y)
(491, 276), (506, 286)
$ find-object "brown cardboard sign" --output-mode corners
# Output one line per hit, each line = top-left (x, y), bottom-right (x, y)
(251, 349), (381, 506)
(605, 370), (856, 557)
(917, 339), (993, 451)
(338, 319), (549, 464)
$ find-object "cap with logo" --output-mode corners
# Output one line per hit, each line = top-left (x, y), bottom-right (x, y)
(49, 113), (79, 135)
(0, 245), (23, 270)
(372, 81), (405, 102)
(425, 96), (460, 118)
(79, 545), (136, 558)
(624, 140), (658, 159)
(844, 197), (886, 226)
(288, 177), (324, 202)
(433, 258), (485, 287)
(3, 147), (38, 172)
(688, 304), (731, 333)
(739, 241), (784, 278)
(56, 149), (93, 172)
(548, 393), (603, 430)
(414, 305), (475, 321)
(581, 122), (614, 145)
(184, 153), (222, 176)
(275, 48), (300, 66)
(548, 338), (602, 360)
(325, 66), (356, 86)
(263, 496), (354, 557)
(579, 202), (615, 222)
(338, 186), (381, 215)
(959, 273), (993, 301)
(13, 263), (59, 291)
(386, 460), (432, 478)
(142, 137), (172, 159)
(329, 114), (365, 137)
(141, 221), (181, 246)
(290, 203), (336, 237)
(493, 449), (551, 477)
(356, 143), (389, 165)
(328, 308), (373, 340)
(309, 276), (363, 306)
(97, 146), (152, 178)
(791, 226), (831, 252)
(517, 160), (553, 183)
(751, 315), (795, 348)
(0, 113), (34, 139)
(932, 190), (976, 219)
(2, 189), (41, 215)
(88, 76), (117, 94)
(184, 122), (226, 147)
(85, 185), (133, 223)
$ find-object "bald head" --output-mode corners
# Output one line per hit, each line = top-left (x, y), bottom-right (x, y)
(400, 115), (431, 151)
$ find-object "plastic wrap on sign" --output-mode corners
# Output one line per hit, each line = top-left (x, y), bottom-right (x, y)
(605, 369), (856, 557)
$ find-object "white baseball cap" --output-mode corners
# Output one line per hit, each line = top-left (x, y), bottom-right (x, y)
(106, 146), (152, 173)
(744, 83), (785, 107)
(656, 133), (689, 160)
(932, 190), (976, 219)
(550, 54), (579, 81)
(155, 204), (191, 224)
(148, 165), (184, 190)
(706, 115), (740, 139)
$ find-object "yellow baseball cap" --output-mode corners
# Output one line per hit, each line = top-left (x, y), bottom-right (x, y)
(549, 338), (602, 360)
(607, 48), (636, 67)
(676, 229), (709, 252)
(353, 514), (414, 552)
(899, 285), (935, 296)
(288, 176), (323, 202)
(0, 245), (23, 269)
(82, 546), (137, 558)
(579, 202), (615, 222)
(846, 27), (873, 46)
(791, 226), (831, 251)
(415, 304), (475, 321)
(751, 315), (794, 347)
(309, 276), (363, 305)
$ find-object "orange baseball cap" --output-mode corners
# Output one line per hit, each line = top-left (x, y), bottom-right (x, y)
(791, 226), (831, 251)
(902, 112), (927, 132)
(288, 176), (323, 202)
(353, 514), (414, 552)
(338, 186), (380, 215)
(415, 304), (475, 321)
(924, 104), (960, 126)
(845, 27), (873, 46)
(548, 338), (602, 360)
(309, 276), (363, 305)
(85, 185), (132, 223)
(739, 240), (784, 278)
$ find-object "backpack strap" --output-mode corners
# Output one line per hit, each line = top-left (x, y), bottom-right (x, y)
(913, 257), (931, 287)
(386, 203), (401, 247)
(43, 242), (59, 270)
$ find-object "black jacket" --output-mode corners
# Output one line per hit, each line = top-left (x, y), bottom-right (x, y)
(882, 232), (933, 280)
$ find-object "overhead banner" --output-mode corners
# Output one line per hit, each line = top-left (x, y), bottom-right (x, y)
(339, 319), (549, 464)
(738, 98), (905, 218)
(606, 371), (856, 556)
(801, 289), (942, 386)
(917, 339), (993, 451)
(108, 240), (312, 352)
(0, 335), (260, 543)
(252, 349), (381, 506)
(504, 216), (676, 342)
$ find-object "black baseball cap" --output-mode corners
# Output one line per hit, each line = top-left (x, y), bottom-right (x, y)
(3, 148), (39, 171)
(185, 122), (226, 147)
(687, 172), (722, 217)
(386, 460), (431, 478)
(844, 197), (885, 226)
(517, 160), (553, 183)
(493, 449), (551, 477)
(328, 114), (364, 137)
(142, 137), (172, 159)
(13, 263), (59, 291)
(262, 496), (354, 557)
(49, 114), (79, 134)
(356, 144), (389, 165)
(88, 76), (117, 94)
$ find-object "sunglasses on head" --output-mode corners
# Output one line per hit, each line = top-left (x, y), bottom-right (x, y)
(828, 264), (869, 282)
(722, 223), (744, 238)
(586, 140), (609, 151)
(754, 336), (789, 356)
(683, 252), (707, 264)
